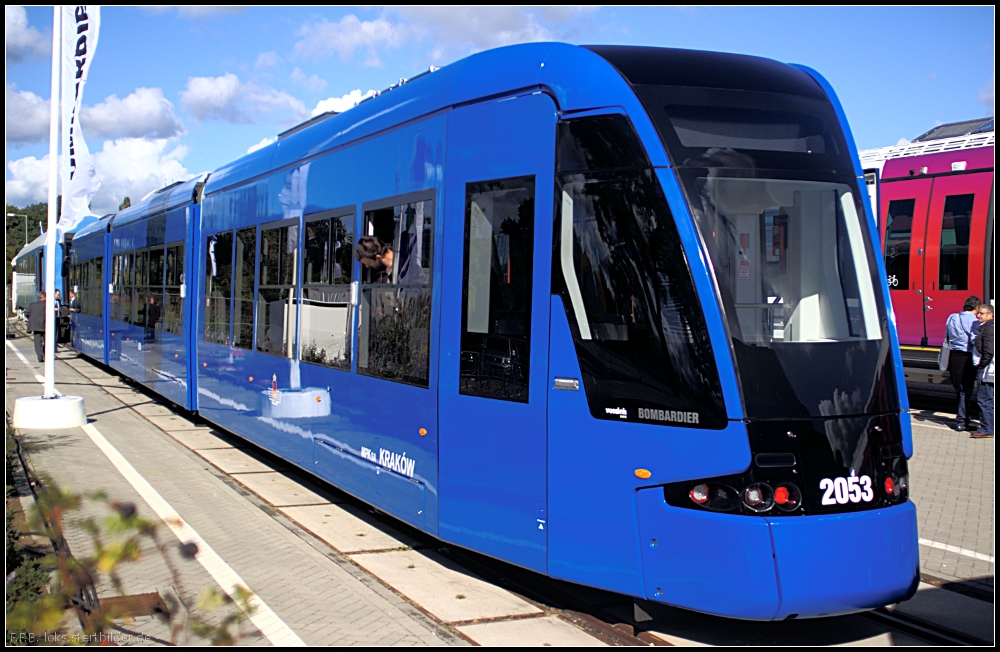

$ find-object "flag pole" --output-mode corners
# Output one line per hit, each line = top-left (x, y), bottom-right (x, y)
(12, 6), (87, 430)
(43, 4), (62, 399)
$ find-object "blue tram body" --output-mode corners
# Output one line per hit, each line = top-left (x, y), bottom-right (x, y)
(66, 43), (919, 620)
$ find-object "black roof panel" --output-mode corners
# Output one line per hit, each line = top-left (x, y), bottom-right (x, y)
(583, 45), (825, 99)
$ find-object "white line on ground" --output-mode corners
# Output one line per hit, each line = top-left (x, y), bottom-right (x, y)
(81, 424), (306, 646)
(7, 339), (45, 384)
(918, 538), (994, 563)
(7, 338), (305, 646)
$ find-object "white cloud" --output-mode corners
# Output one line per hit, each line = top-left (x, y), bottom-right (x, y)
(5, 154), (50, 208)
(291, 68), (328, 93)
(247, 136), (276, 154)
(89, 138), (193, 214)
(292, 14), (421, 65)
(180, 73), (308, 124)
(311, 89), (377, 116)
(6, 6), (48, 63)
(896, 137), (911, 146)
(144, 6), (245, 18)
(5, 139), (193, 216)
(292, 8), (598, 66)
(5, 83), (49, 145)
(81, 87), (185, 140)
(255, 51), (282, 69)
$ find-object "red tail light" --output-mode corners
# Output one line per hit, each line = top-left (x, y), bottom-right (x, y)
(773, 483), (801, 512)
(884, 477), (895, 495)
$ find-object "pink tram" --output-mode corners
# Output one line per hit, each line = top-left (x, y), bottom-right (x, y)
(860, 117), (994, 394)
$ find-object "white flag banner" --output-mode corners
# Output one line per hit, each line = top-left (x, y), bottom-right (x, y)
(58, 5), (101, 238)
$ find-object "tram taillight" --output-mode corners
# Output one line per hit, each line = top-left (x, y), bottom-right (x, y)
(742, 483), (774, 512)
(773, 483), (802, 512)
(687, 483), (739, 511)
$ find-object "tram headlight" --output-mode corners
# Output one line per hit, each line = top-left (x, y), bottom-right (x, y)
(741, 483), (774, 512)
(773, 483), (801, 512)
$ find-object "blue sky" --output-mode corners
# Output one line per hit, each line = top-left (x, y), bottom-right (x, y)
(6, 6), (994, 215)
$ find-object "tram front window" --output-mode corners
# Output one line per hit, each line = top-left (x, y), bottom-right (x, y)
(693, 178), (881, 345)
(684, 172), (896, 419)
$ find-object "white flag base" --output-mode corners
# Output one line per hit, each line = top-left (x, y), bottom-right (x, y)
(13, 395), (87, 430)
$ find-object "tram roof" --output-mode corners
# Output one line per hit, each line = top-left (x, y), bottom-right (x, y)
(204, 42), (826, 196)
(111, 173), (209, 230)
(72, 213), (116, 242)
(12, 213), (103, 263)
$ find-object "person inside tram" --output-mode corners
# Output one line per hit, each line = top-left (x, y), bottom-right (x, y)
(68, 290), (80, 313)
(945, 295), (981, 432)
(355, 236), (394, 283)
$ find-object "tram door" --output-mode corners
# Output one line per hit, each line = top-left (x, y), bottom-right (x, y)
(438, 92), (556, 573)
(880, 178), (932, 345)
(921, 172), (992, 346)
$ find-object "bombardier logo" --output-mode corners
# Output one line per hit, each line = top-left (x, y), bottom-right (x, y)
(639, 407), (700, 425)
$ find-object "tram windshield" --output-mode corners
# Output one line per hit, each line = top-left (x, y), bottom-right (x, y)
(680, 172), (896, 420)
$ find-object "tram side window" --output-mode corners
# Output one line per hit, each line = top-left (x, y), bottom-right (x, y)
(204, 232), (234, 345)
(134, 250), (149, 326)
(554, 115), (726, 428)
(884, 199), (915, 291)
(460, 177), (535, 402)
(110, 254), (121, 321)
(233, 227), (257, 350)
(300, 211), (355, 370)
(257, 222), (298, 357)
(147, 246), (164, 333)
(938, 194), (973, 291)
(122, 251), (134, 324)
(358, 197), (434, 387)
(163, 243), (184, 335)
(93, 258), (103, 318)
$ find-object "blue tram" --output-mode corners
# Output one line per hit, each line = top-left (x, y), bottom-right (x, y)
(67, 43), (919, 620)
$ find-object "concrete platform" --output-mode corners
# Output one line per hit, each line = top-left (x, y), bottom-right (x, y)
(457, 615), (608, 646)
(197, 447), (277, 475)
(350, 549), (542, 623)
(280, 503), (417, 554)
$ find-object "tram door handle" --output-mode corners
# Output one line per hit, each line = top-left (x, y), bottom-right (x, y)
(924, 295), (932, 311)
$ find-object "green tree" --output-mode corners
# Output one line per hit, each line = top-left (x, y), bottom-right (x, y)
(5, 203), (48, 285)
(119, 196), (131, 211)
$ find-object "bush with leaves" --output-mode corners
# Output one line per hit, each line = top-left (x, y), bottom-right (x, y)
(4, 471), (257, 645)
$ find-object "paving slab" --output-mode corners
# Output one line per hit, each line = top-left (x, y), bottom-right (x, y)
(349, 549), (541, 623)
(101, 388), (154, 406)
(887, 582), (994, 644)
(196, 447), (276, 474)
(89, 376), (128, 387)
(163, 428), (246, 450)
(131, 402), (178, 418)
(281, 503), (413, 554)
(457, 616), (606, 646)
(234, 472), (333, 507)
(144, 414), (207, 432)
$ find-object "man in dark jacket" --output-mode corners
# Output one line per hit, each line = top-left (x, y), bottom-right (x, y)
(25, 292), (47, 363)
(972, 304), (994, 439)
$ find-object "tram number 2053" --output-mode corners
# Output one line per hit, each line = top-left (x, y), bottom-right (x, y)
(819, 473), (874, 505)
